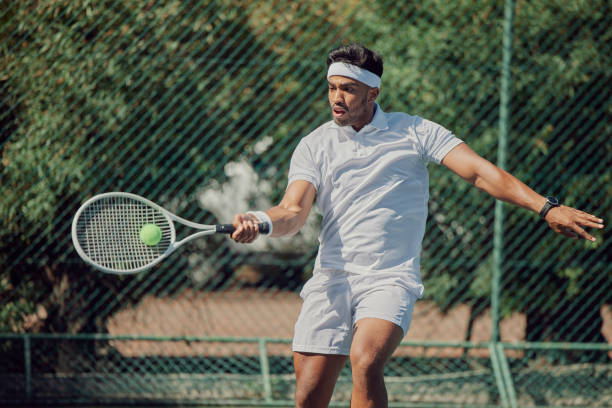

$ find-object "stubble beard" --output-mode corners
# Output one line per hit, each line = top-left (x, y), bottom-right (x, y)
(331, 95), (369, 128)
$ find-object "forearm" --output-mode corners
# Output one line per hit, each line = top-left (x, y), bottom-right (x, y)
(472, 166), (546, 214)
(266, 203), (309, 237)
(443, 144), (546, 214)
(232, 180), (316, 243)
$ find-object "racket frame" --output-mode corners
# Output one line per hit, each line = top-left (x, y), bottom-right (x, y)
(72, 192), (221, 274)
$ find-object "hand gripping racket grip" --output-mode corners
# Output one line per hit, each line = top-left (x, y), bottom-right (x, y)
(216, 223), (271, 234)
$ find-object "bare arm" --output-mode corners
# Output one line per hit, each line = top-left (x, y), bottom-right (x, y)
(231, 180), (316, 243)
(441, 143), (604, 241)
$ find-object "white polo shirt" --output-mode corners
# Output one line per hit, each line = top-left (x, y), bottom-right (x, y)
(288, 104), (463, 297)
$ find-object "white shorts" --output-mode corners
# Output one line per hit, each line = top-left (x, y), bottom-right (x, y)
(292, 271), (418, 355)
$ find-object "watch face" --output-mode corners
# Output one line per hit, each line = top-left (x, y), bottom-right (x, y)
(547, 196), (559, 206)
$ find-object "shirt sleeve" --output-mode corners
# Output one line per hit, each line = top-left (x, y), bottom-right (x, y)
(287, 138), (320, 190)
(416, 118), (464, 164)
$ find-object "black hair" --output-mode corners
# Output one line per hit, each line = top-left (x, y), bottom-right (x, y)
(326, 43), (383, 77)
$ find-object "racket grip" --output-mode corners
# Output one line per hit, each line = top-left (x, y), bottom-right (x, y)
(216, 223), (270, 234)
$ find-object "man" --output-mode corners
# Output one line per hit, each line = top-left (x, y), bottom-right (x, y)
(230, 43), (604, 408)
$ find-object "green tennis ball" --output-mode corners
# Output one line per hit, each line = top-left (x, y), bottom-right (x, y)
(139, 223), (162, 246)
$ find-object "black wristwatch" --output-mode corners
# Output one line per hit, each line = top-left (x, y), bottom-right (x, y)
(539, 196), (560, 219)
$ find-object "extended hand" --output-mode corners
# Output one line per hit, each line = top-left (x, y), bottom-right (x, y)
(545, 206), (604, 241)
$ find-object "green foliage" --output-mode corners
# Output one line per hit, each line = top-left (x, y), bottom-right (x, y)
(0, 0), (348, 334)
(357, 0), (611, 340)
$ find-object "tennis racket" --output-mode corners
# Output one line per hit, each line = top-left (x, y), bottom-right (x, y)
(71, 192), (269, 274)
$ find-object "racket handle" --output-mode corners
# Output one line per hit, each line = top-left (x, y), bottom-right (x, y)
(216, 223), (271, 234)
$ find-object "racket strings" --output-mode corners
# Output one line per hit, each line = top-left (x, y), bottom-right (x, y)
(75, 196), (172, 271)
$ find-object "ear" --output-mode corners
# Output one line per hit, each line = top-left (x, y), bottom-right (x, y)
(368, 87), (380, 103)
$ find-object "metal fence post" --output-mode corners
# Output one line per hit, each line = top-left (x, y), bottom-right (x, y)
(495, 343), (518, 408)
(258, 338), (272, 402)
(489, 343), (510, 408)
(493, 0), (514, 343)
(24, 334), (31, 402)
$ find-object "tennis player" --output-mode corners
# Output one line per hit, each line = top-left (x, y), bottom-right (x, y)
(231, 43), (604, 408)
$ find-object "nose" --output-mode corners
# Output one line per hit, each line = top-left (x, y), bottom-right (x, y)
(330, 88), (344, 104)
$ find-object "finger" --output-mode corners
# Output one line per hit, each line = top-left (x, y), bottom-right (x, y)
(576, 219), (605, 229)
(559, 226), (579, 239)
(230, 213), (263, 243)
(575, 208), (602, 218)
(243, 220), (255, 242)
(571, 208), (602, 220)
(239, 218), (259, 243)
(584, 215), (604, 226)
(231, 222), (244, 241)
(569, 224), (596, 242)
(231, 214), (252, 241)
(575, 211), (604, 225)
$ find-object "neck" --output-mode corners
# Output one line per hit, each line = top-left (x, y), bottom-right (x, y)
(352, 103), (376, 131)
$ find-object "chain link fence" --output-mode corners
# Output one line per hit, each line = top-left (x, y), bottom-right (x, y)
(1, 0), (610, 406)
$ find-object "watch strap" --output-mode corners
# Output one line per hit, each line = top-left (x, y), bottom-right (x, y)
(539, 196), (559, 219)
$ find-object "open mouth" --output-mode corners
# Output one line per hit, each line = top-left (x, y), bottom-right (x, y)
(332, 106), (347, 118)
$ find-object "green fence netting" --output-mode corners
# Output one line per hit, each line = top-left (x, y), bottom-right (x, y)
(1, 0), (610, 406)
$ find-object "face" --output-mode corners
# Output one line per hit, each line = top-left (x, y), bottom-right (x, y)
(328, 75), (379, 131)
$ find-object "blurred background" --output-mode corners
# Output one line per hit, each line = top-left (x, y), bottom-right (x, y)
(1, 0), (610, 406)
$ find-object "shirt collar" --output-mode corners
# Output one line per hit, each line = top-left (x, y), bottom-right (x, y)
(367, 103), (388, 131)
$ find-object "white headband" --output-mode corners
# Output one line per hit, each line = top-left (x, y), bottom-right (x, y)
(327, 62), (381, 88)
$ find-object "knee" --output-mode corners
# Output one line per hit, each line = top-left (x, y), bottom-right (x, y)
(295, 384), (327, 408)
(294, 374), (330, 408)
(294, 387), (314, 408)
(350, 347), (385, 378)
